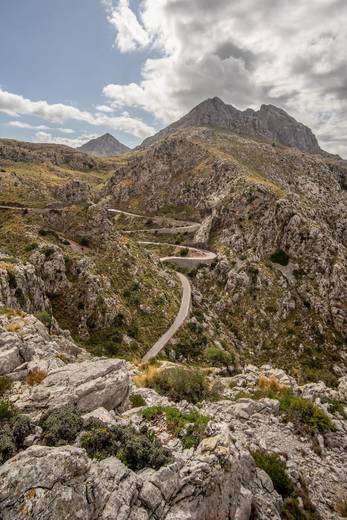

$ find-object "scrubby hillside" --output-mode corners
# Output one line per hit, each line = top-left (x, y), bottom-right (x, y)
(106, 127), (347, 385)
(0, 105), (346, 520)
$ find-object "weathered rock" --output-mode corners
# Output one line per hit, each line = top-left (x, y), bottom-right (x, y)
(55, 179), (92, 204)
(14, 358), (130, 415)
(142, 97), (321, 153)
(0, 431), (281, 520)
(0, 313), (84, 377)
(0, 258), (48, 314)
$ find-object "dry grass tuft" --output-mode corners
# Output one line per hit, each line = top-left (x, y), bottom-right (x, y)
(258, 375), (288, 393)
(26, 368), (48, 386)
(133, 364), (161, 388)
(6, 321), (24, 333)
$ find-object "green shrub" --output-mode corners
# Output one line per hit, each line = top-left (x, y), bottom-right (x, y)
(141, 405), (209, 449)
(44, 247), (55, 258)
(129, 394), (147, 408)
(303, 367), (338, 388)
(0, 414), (33, 465)
(0, 400), (17, 421)
(281, 497), (308, 519)
(149, 367), (213, 404)
(327, 399), (345, 417)
(40, 408), (83, 446)
(0, 427), (16, 464)
(270, 249), (289, 266)
(0, 376), (12, 397)
(80, 423), (172, 471)
(238, 387), (333, 436)
(35, 310), (53, 329)
(179, 248), (189, 257)
(79, 237), (90, 247)
(38, 228), (50, 237)
(279, 392), (333, 434)
(205, 347), (235, 367)
(11, 415), (33, 447)
(25, 242), (38, 253)
(252, 450), (294, 497)
(7, 271), (17, 289)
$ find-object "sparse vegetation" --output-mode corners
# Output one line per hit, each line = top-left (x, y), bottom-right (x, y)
(237, 378), (333, 436)
(79, 237), (90, 247)
(129, 394), (147, 407)
(40, 407), (83, 446)
(141, 366), (220, 404)
(0, 376), (12, 397)
(179, 247), (189, 257)
(205, 346), (235, 368)
(270, 249), (290, 266)
(252, 450), (294, 497)
(253, 450), (321, 519)
(0, 400), (17, 421)
(25, 242), (38, 252)
(35, 310), (53, 330)
(141, 405), (209, 449)
(80, 421), (172, 470)
(327, 399), (345, 417)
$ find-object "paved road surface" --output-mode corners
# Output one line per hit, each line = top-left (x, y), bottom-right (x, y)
(142, 272), (191, 362)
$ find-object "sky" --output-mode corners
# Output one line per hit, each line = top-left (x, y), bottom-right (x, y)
(0, 0), (346, 156)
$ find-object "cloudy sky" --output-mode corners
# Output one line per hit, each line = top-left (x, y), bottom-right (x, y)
(0, 0), (346, 155)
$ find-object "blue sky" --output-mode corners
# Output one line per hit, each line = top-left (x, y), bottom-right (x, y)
(0, 0), (156, 147)
(0, 0), (346, 155)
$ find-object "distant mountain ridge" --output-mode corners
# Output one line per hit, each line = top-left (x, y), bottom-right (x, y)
(78, 133), (130, 157)
(142, 97), (321, 154)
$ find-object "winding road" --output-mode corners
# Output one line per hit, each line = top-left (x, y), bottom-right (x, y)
(109, 209), (217, 361)
(0, 204), (217, 362)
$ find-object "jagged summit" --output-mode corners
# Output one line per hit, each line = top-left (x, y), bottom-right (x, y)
(78, 133), (130, 157)
(142, 97), (321, 153)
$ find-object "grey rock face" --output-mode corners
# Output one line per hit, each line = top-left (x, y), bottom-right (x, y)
(55, 179), (92, 204)
(0, 313), (84, 377)
(0, 431), (280, 520)
(14, 358), (130, 415)
(0, 257), (48, 314)
(142, 97), (321, 153)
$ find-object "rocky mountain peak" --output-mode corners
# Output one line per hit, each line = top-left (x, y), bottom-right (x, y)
(142, 97), (321, 154)
(78, 133), (130, 157)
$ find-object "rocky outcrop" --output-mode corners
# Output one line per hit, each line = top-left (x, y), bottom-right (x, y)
(142, 97), (321, 154)
(13, 358), (130, 416)
(0, 431), (281, 520)
(0, 313), (84, 377)
(55, 179), (92, 204)
(0, 256), (48, 314)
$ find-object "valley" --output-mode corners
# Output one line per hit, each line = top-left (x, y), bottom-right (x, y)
(0, 100), (346, 520)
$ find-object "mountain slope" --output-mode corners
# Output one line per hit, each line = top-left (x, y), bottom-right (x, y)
(107, 126), (347, 384)
(142, 97), (321, 153)
(78, 133), (130, 157)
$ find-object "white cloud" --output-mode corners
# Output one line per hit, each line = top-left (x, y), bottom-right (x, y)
(96, 104), (115, 113)
(105, 0), (150, 52)
(0, 88), (155, 138)
(9, 121), (50, 130)
(58, 128), (75, 134)
(102, 0), (347, 155)
(8, 121), (75, 134)
(35, 131), (99, 148)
